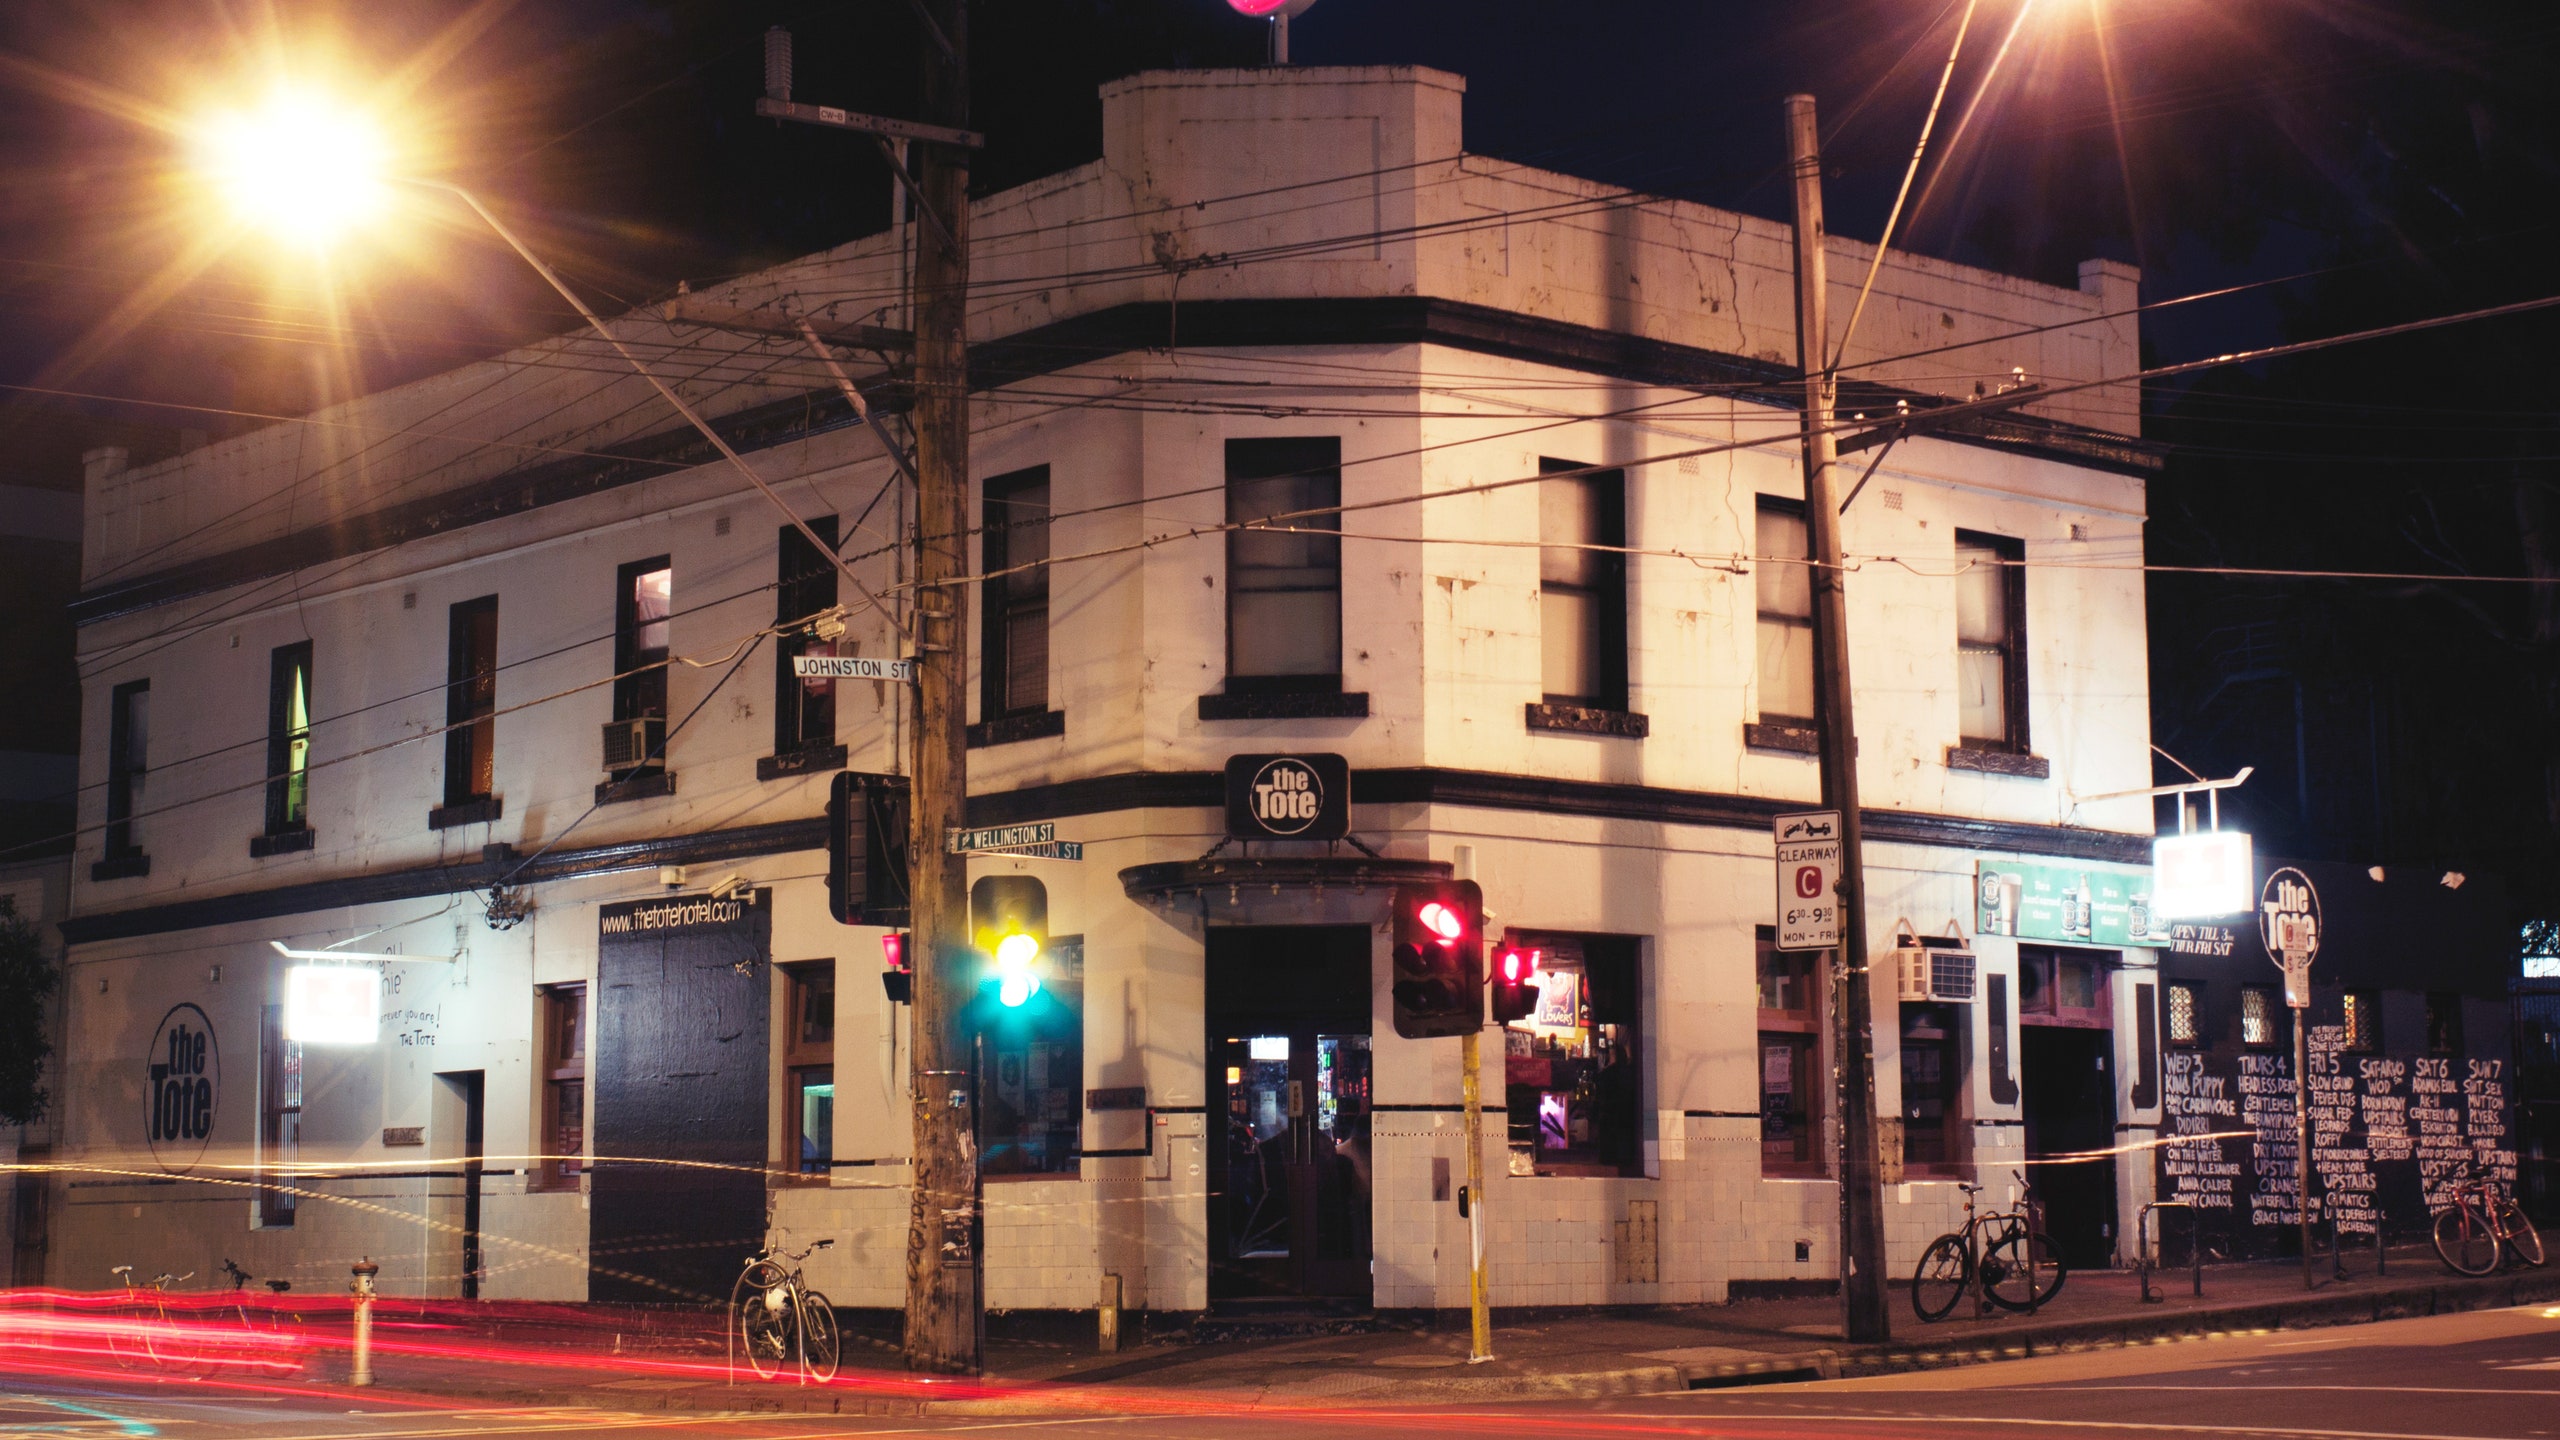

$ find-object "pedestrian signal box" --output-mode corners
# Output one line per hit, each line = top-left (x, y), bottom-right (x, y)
(1391, 879), (1483, 1038)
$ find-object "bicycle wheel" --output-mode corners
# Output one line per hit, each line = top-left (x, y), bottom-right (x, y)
(734, 1262), (796, 1379)
(2497, 1198), (2545, 1268)
(798, 1292), (841, 1381)
(2433, 1204), (2500, 1276)
(1982, 1230), (2067, 1312)
(102, 1293), (145, 1370)
(1910, 1234), (1971, 1323)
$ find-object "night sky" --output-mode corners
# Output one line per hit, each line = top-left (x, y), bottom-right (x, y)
(3, 1), (2553, 917)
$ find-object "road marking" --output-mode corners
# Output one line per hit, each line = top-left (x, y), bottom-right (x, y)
(1677, 1411), (2549, 1440)
(1978, 1384), (2560, 1396)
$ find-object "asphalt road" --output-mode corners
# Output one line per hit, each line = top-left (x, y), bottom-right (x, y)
(7, 1304), (2558, 1439)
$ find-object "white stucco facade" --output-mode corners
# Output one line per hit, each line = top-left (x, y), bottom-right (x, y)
(46, 65), (2162, 1315)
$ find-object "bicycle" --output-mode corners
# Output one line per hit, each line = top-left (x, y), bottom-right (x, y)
(1911, 1172), (2067, 1322)
(104, 1265), (197, 1371)
(731, 1240), (841, 1381)
(2431, 1177), (2545, 1276)
(207, 1259), (305, 1374)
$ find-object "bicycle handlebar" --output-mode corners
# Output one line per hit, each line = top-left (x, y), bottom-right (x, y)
(757, 1238), (838, 1263)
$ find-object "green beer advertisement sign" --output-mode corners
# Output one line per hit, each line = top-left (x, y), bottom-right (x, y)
(1976, 858), (2165, 948)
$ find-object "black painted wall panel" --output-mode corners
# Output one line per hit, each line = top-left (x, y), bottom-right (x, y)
(591, 892), (772, 1304)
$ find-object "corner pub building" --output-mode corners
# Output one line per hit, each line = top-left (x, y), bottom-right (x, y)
(42, 65), (2171, 1316)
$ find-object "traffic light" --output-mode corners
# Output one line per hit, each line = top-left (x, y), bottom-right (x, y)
(827, 773), (911, 927)
(1490, 936), (1541, 1024)
(1391, 880), (1483, 1038)
(970, 875), (1048, 1008)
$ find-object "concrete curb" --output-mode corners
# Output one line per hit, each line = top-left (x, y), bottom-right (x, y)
(351, 1266), (2560, 1416)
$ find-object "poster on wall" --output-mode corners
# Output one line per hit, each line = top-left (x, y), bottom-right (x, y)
(2153, 861), (2516, 1259)
(1976, 858), (2165, 948)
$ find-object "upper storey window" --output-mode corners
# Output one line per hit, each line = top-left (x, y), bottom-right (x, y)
(774, 518), (840, 757)
(1955, 531), (2027, 752)
(982, 468), (1052, 720)
(1224, 438), (1342, 692)
(612, 558), (672, 780)
(1538, 461), (1629, 712)
(1755, 498), (1814, 727)
(264, 642), (313, 837)
(102, 679), (150, 867)
(444, 597), (498, 808)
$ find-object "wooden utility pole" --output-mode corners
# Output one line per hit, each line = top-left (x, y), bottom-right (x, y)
(905, 0), (978, 1374)
(1785, 92), (1890, 1346)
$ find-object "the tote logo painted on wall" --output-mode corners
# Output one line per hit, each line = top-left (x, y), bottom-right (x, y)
(145, 1003), (219, 1173)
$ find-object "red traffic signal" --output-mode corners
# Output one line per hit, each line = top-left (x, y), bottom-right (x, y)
(1490, 938), (1540, 1024)
(1391, 880), (1483, 1039)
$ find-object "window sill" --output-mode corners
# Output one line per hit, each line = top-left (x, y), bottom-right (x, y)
(595, 771), (677, 806)
(1526, 702), (1648, 738)
(1198, 690), (1370, 720)
(90, 851), (151, 882)
(1745, 721), (1820, 755)
(967, 709), (1067, 749)
(249, 828), (315, 859)
(1946, 745), (2050, 779)
(980, 1170), (1080, 1184)
(429, 796), (503, 830)
(1761, 1163), (1833, 1181)
(757, 744), (847, 782)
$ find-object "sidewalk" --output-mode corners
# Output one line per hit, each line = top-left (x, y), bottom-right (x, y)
(311, 1249), (2560, 1416)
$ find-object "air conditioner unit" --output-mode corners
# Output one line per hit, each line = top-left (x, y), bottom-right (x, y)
(600, 717), (663, 771)
(1896, 935), (1977, 1003)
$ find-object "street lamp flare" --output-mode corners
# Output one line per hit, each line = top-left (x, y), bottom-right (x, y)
(199, 91), (389, 247)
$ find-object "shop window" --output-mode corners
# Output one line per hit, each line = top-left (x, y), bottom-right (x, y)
(1754, 497), (1814, 726)
(2425, 991), (2463, 1055)
(1899, 1002), (1965, 1170)
(2018, 945), (2109, 1027)
(1501, 933), (1644, 1178)
(444, 596), (498, 807)
(534, 985), (585, 1190)
(972, 939), (1083, 1177)
(2166, 981), (2202, 1047)
(1756, 927), (1823, 1174)
(258, 1004), (300, 1228)
(2240, 984), (2279, 1047)
(1538, 459), (1628, 712)
(981, 468), (1052, 720)
(2342, 989), (2382, 1054)
(612, 558), (672, 777)
(104, 679), (150, 859)
(1224, 438), (1342, 691)
(781, 963), (836, 1176)
(773, 518), (840, 757)
(264, 642), (313, 836)
(1954, 530), (2027, 751)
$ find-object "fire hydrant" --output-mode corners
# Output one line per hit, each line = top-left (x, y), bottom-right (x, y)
(349, 1258), (380, 1386)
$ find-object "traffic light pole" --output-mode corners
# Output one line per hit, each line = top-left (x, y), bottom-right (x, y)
(1786, 92), (1890, 1346)
(905, 0), (978, 1375)
(1461, 1029), (1492, 1361)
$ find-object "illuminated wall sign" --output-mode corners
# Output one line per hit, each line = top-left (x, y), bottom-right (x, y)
(2152, 830), (2254, 920)
(286, 965), (381, 1045)
(1976, 858), (2165, 947)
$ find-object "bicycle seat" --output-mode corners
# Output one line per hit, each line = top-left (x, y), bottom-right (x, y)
(110, 1265), (134, 1277)
(812, 1239), (835, 1251)
(1956, 1181), (1985, 1194)
(266, 1280), (293, 1294)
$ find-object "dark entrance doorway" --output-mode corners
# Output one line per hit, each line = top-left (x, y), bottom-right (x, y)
(431, 1071), (485, 1299)
(2021, 1025), (2117, 1268)
(1206, 926), (1373, 1303)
